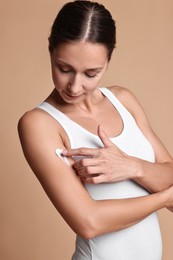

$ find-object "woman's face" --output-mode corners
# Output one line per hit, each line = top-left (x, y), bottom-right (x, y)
(50, 41), (108, 104)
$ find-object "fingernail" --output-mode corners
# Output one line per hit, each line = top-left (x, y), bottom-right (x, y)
(62, 149), (67, 155)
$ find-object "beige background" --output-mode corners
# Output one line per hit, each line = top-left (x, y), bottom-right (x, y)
(1, 0), (173, 259)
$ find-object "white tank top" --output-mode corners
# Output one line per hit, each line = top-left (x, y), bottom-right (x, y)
(38, 87), (162, 260)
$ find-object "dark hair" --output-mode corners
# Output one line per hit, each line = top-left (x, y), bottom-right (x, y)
(48, 0), (116, 61)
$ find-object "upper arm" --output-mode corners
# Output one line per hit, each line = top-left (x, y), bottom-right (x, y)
(18, 109), (95, 237)
(109, 86), (173, 163)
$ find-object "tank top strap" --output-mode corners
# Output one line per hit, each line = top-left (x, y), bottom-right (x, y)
(99, 87), (131, 118)
(37, 87), (135, 140)
(99, 87), (136, 127)
(37, 101), (74, 138)
(37, 101), (103, 148)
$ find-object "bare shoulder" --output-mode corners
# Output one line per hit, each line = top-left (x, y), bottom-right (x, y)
(107, 85), (149, 126)
(18, 109), (42, 141)
(18, 107), (68, 163)
(18, 107), (66, 145)
(18, 108), (56, 132)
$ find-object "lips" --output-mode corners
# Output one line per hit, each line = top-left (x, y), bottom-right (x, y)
(65, 92), (82, 98)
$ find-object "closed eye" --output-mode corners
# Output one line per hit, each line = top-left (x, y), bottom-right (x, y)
(85, 73), (98, 78)
(84, 69), (101, 78)
(57, 63), (101, 78)
(59, 67), (72, 73)
(59, 67), (99, 78)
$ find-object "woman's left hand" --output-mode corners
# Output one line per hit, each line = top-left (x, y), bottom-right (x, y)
(62, 125), (138, 184)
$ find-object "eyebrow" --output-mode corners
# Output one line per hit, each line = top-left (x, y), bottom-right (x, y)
(55, 59), (104, 71)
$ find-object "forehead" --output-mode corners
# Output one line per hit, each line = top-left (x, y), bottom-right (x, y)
(52, 41), (108, 68)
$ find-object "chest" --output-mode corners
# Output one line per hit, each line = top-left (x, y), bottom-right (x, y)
(59, 104), (155, 163)
(65, 99), (124, 138)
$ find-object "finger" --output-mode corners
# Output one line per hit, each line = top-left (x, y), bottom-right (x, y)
(73, 158), (101, 170)
(78, 168), (101, 178)
(76, 162), (108, 179)
(83, 173), (107, 184)
(62, 147), (98, 157)
(97, 125), (114, 148)
(98, 125), (126, 155)
(77, 165), (103, 177)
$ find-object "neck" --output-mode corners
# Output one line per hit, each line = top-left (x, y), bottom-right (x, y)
(47, 88), (103, 114)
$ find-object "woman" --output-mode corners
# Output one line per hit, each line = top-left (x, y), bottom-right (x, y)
(18, 1), (173, 259)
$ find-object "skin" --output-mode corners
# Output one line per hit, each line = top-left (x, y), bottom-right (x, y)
(63, 87), (173, 193)
(18, 41), (173, 239)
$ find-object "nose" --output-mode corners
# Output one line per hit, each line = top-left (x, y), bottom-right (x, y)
(68, 74), (83, 94)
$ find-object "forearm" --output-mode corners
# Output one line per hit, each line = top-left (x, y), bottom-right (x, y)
(132, 157), (173, 193)
(90, 189), (167, 238)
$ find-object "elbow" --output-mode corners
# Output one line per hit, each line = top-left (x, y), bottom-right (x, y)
(75, 219), (97, 239)
(74, 213), (99, 239)
(78, 228), (96, 240)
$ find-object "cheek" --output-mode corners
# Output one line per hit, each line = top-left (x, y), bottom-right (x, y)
(87, 76), (104, 90)
(88, 81), (99, 90)
(83, 81), (100, 94)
